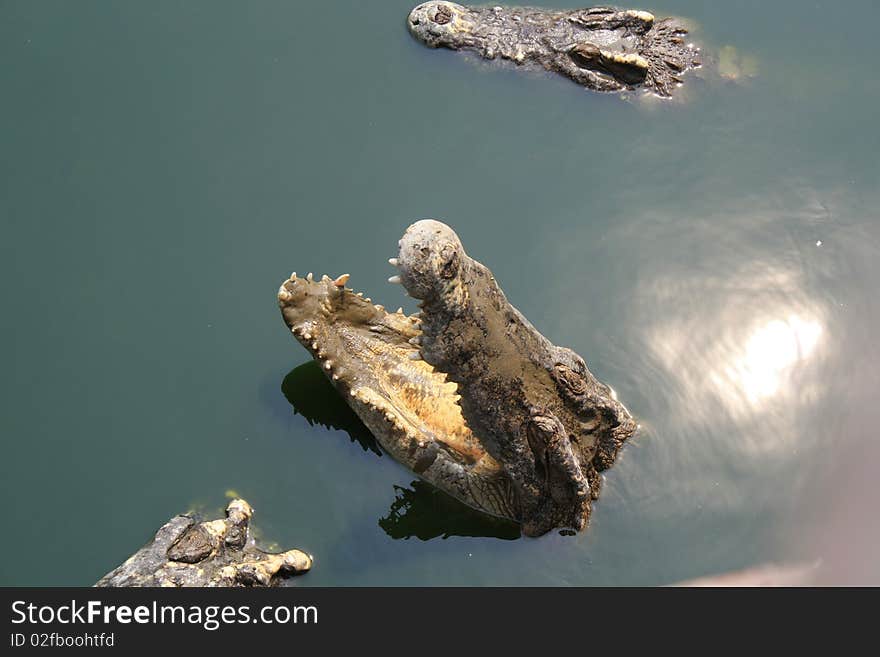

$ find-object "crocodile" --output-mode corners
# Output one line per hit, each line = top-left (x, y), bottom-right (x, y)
(96, 499), (312, 587)
(407, 3), (700, 97)
(278, 220), (635, 536)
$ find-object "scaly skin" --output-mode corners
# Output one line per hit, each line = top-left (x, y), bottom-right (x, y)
(278, 221), (635, 536)
(392, 220), (636, 535)
(96, 499), (312, 587)
(407, 3), (700, 97)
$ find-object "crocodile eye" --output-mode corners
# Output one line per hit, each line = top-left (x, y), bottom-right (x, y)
(554, 364), (588, 396)
(570, 43), (601, 68)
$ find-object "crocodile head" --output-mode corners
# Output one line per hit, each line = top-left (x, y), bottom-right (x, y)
(407, 3), (700, 97)
(407, 2), (476, 48)
(278, 272), (518, 522)
(279, 221), (636, 536)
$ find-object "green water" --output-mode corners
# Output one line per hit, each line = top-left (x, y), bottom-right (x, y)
(2, 0), (879, 586)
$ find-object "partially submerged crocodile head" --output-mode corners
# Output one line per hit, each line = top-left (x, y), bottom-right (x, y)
(407, 3), (700, 97)
(278, 221), (635, 536)
(96, 499), (312, 587)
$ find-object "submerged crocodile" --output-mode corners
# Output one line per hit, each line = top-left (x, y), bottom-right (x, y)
(278, 220), (635, 536)
(96, 499), (312, 587)
(407, 3), (700, 97)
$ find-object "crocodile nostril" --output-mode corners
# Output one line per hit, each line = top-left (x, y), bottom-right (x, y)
(432, 7), (453, 24)
(411, 18), (420, 25)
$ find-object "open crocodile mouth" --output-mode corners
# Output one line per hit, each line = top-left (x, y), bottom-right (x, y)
(279, 221), (636, 535)
(277, 271), (516, 520)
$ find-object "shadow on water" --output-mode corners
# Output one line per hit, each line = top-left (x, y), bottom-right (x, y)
(281, 360), (381, 455)
(380, 480), (520, 541)
(281, 361), (521, 541)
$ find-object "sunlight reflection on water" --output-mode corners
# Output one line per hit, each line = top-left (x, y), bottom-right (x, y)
(720, 314), (822, 404)
(537, 186), (852, 525)
(641, 251), (829, 448)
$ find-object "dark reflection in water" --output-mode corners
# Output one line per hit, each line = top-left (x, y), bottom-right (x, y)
(281, 360), (380, 455)
(380, 480), (520, 541)
(281, 361), (521, 541)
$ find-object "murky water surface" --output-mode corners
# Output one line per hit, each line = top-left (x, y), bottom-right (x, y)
(2, 1), (878, 585)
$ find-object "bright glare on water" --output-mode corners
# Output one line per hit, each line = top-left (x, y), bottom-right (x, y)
(1, 0), (879, 585)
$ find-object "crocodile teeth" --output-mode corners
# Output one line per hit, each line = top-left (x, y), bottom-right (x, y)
(289, 271), (297, 281)
(356, 292), (364, 297)
(408, 337), (421, 346)
(408, 351), (422, 360)
(307, 272), (314, 282)
(388, 275), (402, 284)
(388, 258), (399, 267)
(331, 373), (340, 381)
(375, 304), (385, 312)
(396, 307), (404, 314)
(324, 361), (333, 370)
(302, 332), (311, 340)
(311, 341), (318, 350)
(333, 273), (350, 287)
